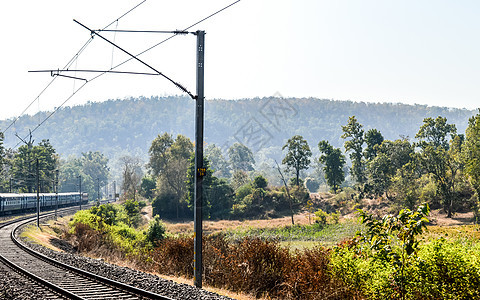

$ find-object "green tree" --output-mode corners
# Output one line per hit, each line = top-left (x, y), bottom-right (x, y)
(205, 144), (230, 178)
(465, 110), (480, 220)
(148, 133), (193, 219)
(0, 132), (12, 192)
(227, 143), (255, 172)
(11, 139), (59, 193)
(230, 169), (249, 191)
(304, 177), (320, 193)
(253, 175), (268, 189)
(364, 128), (384, 161)
(366, 138), (414, 198)
(415, 116), (457, 217)
(318, 140), (345, 194)
(147, 132), (174, 178)
(282, 135), (312, 186)
(80, 151), (110, 197)
(140, 176), (156, 200)
(186, 155), (234, 219)
(342, 116), (366, 185)
(357, 204), (430, 299)
(123, 199), (141, 227)
(145, 215), (166, 245)
(59, 151), (109, 201)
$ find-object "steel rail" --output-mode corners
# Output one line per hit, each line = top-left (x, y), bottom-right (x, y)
(0, 205), (173, 300)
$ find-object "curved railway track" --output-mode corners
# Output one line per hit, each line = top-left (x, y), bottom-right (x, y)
(0, 209), (173, 300)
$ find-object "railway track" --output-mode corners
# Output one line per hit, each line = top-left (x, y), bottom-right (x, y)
(0, 208), (173, 300)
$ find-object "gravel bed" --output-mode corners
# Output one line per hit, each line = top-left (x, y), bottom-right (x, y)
(16, 224), (234, 300)
(0, 260), (63, 299)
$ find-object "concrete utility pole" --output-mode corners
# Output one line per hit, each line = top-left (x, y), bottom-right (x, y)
(194, 30), (205, 289)
(97, 178), (100, 205)
(55, 170), (59, 219)
(78, 176), (82, 210)
(36, 158), (40, 228)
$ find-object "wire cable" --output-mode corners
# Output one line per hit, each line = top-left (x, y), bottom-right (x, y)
(10, 0), (241, 147)
(84, 0), (242, 94)
(2, 0), (147, 135)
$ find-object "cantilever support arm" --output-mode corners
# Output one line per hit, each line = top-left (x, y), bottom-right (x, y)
(73, 19), (196, 100)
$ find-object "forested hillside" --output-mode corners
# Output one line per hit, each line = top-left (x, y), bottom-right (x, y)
(0, 96), (476, 164)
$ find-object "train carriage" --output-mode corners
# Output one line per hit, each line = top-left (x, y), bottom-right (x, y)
(0, 192), (87, 215)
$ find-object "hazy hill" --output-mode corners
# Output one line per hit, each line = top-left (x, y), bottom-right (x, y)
(0, 96), (476, 165)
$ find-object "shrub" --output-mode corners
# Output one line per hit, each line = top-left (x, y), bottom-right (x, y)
(90, 204), (118, 226)
(145, 215), (166, 245)
(315, 209), (329, 225)
(314, 209), (339, 225)
(304, 177), (320, 193)
(123, 199), (141, 227)
(253, 175), (268, 189)
(409, 239), (480, 299)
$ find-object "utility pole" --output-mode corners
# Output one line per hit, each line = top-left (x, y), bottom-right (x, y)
(33, 19), (207, 288)
(78, 175), (82, 210)
(194, 30), (205, 289)
(9, 177), (12, 193)
(36, 158), (40, 228)
(55, 170), (59, 219)
(97, 178), (100, 205)
(113, 180), (116, 202)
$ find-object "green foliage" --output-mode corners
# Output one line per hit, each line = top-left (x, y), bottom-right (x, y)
(89, 204), (118, 226)
(342, 116), (366, 185)
(410, 238), (480, 299)
(10, 139), (58, 193)
(356, 204), (430, 298)
(288, 177), (304, 187)
(282, 135), (312, 186)
(148, 133), (193, 219)
(230, 170), (249, 191)
(227, 143), (255, 172)
(145, 215), (166, 245)
(364, 129), (384, 161)
(152, 190), (179, 219)
(314, 209), (339, 225)
(416, 116), (459, 217)
(390, 162), (420, 210)
(304, 177), (320, 193)
(235, 183), (253, 202)
(366, 138), (414, 198)
(59, 151), (109, 200)
(253, 175), (268, 189)
(205, 144), (230, 178)
(140, 176), (156, 199)
(69, 209), (101, 231)
(318, 140), (346, 193)
(186, 155), (234, 219)
(465, 110), (480, 220)
(332, 230), (480, 300)
(123, 199), (141, 227)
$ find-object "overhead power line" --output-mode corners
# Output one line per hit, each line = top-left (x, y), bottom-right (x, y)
(74, 19), (196, 99)
(10, 0), (242, 147)
(2, 0), (147, 135)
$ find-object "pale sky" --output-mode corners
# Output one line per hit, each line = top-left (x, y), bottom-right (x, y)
(0, 0), (479, 121)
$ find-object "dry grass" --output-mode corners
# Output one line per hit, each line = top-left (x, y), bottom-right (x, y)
(21, 223), (64, 252)
(165, 213), (313, 236)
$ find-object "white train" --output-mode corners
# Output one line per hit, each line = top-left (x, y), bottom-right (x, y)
(0, 192), (88, 215)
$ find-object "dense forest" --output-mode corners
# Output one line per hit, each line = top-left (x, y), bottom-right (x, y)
(0, 96), (477, 205)
(0, 96), (475, 165)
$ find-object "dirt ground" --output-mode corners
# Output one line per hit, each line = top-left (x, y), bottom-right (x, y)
(429, 209), (475, 226)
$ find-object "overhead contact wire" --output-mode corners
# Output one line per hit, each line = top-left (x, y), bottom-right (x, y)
(3, 0), (147, 135)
